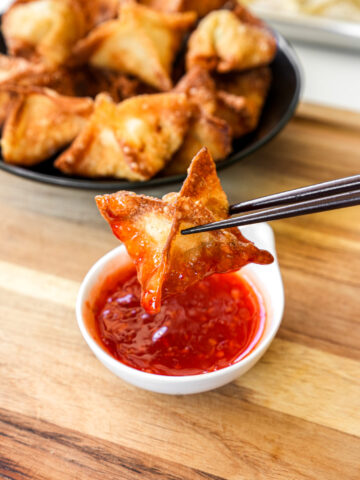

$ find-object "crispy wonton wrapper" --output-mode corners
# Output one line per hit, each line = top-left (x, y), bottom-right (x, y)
(55, 92), (192, 180)
(1, 86), (93, 166)
(164, 66), (231, 174)
(215, 66), (272, 137)
(163, 108), (231, 174)
(186, 6), (276, 73)
(0, 92), (14, 129)
(171, 65), (271, 142)
(72, 1), (196, 91)
(96, 147), (273, 313)
(0, 55), (60, 128)
(2, 0), (89, 67)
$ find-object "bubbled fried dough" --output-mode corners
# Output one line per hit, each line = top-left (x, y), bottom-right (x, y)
(186, 8), (276, 73)
(72, 1), (196, 91)
(174, 65), (271, 137)
(163, 108), (232, 175)
(165, 65), (271, 174)
(55, 92), (193, 180)
(96, 147), (273, 314)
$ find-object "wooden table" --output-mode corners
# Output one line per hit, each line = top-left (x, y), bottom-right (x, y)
(1, 103), (359, 480)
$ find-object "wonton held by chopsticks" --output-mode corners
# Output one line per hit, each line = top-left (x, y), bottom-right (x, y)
(96, 147), (273, 314)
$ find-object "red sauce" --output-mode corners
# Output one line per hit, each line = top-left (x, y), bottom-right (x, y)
(92, 267), (265, 376)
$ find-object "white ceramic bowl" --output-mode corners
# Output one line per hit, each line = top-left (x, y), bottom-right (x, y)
(76, 223), (284, 395)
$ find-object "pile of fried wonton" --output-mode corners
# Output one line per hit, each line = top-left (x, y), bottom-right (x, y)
(0, 0), (276, 181)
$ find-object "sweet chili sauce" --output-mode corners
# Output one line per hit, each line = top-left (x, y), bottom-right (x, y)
(91, 266), (265, 376)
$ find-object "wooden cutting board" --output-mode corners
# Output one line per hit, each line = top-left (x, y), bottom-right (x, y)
(0, 103), (359, 480)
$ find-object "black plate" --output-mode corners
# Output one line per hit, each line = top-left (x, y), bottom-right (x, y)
(0, 30), (301, 191)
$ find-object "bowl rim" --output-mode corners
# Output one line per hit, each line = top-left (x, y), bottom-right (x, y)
(76, 243), (284, 384)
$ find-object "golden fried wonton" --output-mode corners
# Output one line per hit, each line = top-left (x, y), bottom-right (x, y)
(1, 87), (93, 166)
(163, 66), (231, 174)
(215, 66), (272, 137)
(2, 0), (88, 67)
(186, 7), (276, 72)
(0, 55), (74, 127)
(173, 64), (271, 140)
(0, 54), (47, 85)
(0, 92), (14, 129)
(55, 92), (192, 180)
(72, 1), (196, 90)
(174, 65), (218, 115)
(96, 147), (273, 313)
(163, 109), (231, 174)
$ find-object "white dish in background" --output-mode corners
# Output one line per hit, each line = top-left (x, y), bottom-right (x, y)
(254, 8), (360, 51)
(76, 223), (284, 395)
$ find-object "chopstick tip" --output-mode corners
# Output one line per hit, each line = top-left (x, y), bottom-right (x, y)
(181, 227), (195, 235)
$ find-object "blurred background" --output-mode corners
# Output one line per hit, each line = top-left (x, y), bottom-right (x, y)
(2, 0), (359, 111)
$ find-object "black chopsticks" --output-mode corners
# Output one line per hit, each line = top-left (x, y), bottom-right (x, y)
(181, 175), (360, 235)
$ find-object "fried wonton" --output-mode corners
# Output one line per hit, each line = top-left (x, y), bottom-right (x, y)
(163, 108), (231, 174)
(174, 65), (218, 115)
(186, 7), (276, 72)
(164, 66), (231, 174)
(0, 54), (47, 85)
(214, 66), (272, 137)
(92, 69), (157, 102)
(72, 1), (196, 90)
(96, 147), (273, 313)
(2, 0), (88, 67)
(1, 87), (93, 166)
(55, 92), (192, 180)
(0, 92), (15, 129)
(0, 55), (75, 127)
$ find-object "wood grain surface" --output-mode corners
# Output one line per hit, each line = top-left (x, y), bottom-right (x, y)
(0, 103), (359, 480)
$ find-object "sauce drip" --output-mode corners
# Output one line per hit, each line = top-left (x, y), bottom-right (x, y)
(93, 267), (265, 376)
